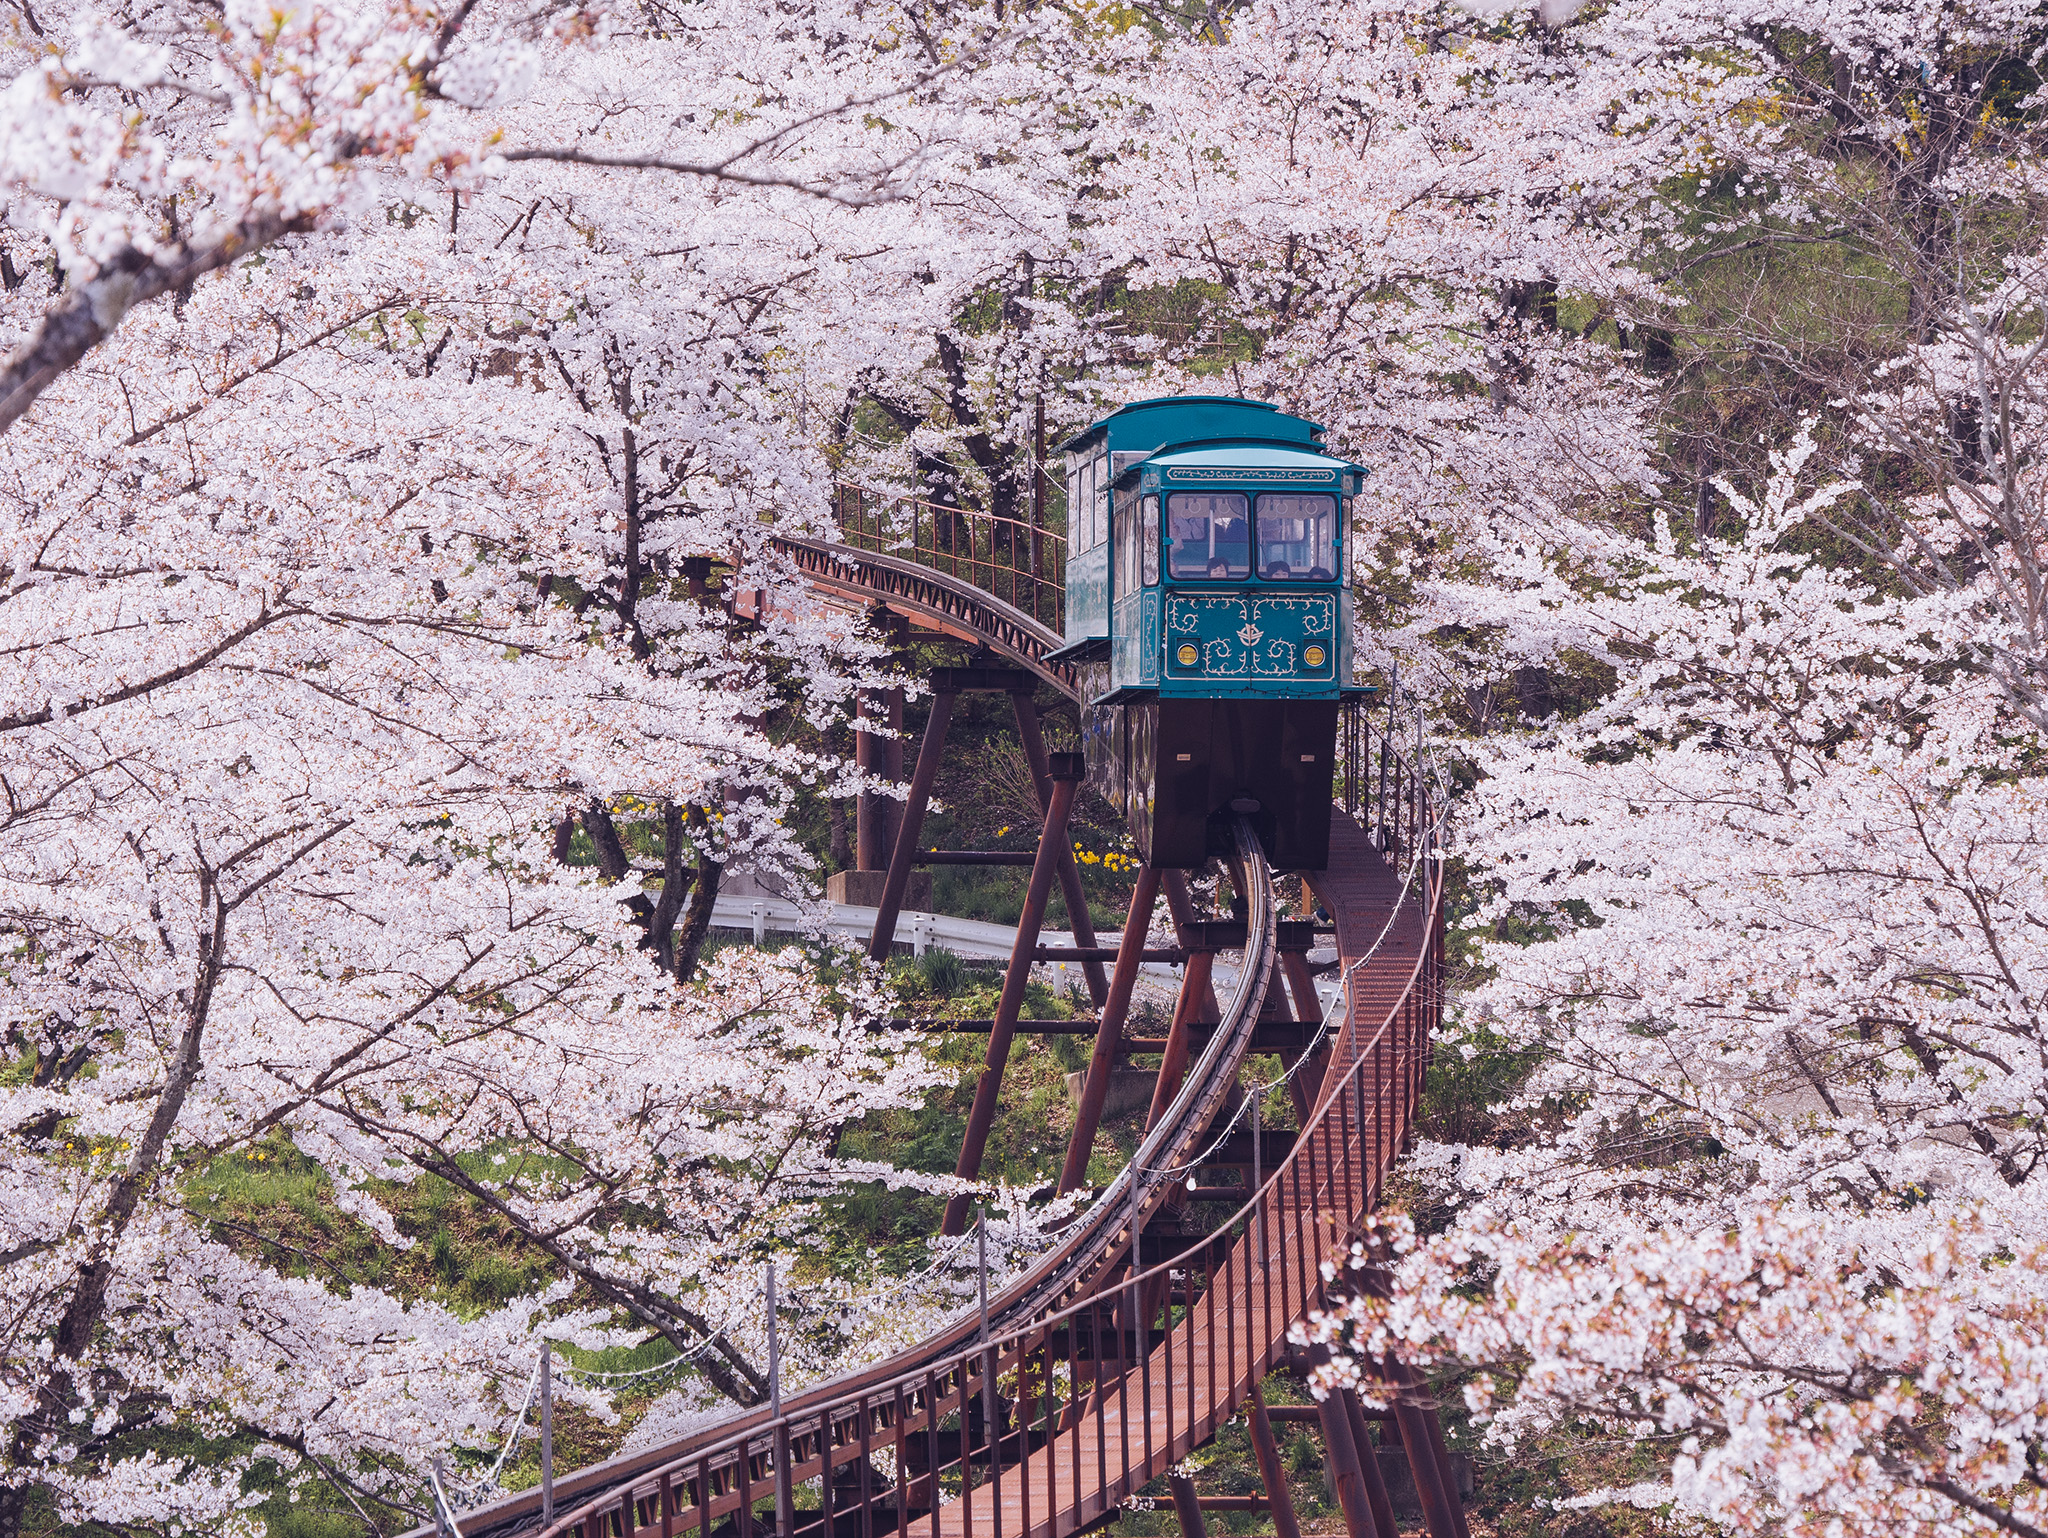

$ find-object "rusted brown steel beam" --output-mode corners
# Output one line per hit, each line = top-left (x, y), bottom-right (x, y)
(1200, 1129), (1297, 1167)
(1033, 945), (1186, 963)
(1260, 1403), (1387, 1423)
(1246, 1385), (1305, 1538)
(942, 761), (1081, 1236)
(1011, 691), (1111, 1007)
(867, 690), (955, 961)
(1344, 1389), (1402, 1538)
(1177, 920), (1319, 953)
(1143, 950), (1215, 1132)
(1027, 938), (1313, 965)
(927, 665), (1036, 694)
(877, 1018), (1099, 1033)
(1168, 1473), (1208, 1538)
(1123, 1021), (1320, 1054)
(1058, 865), (1162, 1194)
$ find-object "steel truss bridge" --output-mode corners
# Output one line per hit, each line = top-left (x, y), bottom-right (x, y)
(449, 483), (1463, 1538)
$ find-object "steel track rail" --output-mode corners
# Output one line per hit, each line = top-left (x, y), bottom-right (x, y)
(431, 541), (1442, 1538)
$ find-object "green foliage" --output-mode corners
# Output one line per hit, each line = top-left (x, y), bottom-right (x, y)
(915, 946), (969, 996)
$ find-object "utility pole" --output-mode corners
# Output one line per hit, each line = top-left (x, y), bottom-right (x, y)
(539, 1343), (553, 1524)
(768, 1261), (790, 1538)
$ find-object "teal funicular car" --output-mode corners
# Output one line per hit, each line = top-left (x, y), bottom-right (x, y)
(1054, 397), (1367, 872)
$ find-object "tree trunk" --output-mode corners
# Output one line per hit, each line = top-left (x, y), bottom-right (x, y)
(670, 804), (725, 983)
(581, 798), (655, 933)
(3, 866), (231, 1530)
(648, 801), (692, 976)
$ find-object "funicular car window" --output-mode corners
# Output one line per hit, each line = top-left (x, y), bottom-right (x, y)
(1255, 493), (1337, 581)
(1114, 484), (1140, 596)
(1166, 492), (1250, 579)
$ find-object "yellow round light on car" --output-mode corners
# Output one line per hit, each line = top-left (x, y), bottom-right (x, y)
(1176, 642), (1200, 667)
(1303, 644), (1327, 669)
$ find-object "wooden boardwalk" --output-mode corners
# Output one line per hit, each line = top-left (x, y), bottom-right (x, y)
(927, 813), (1430, 1538)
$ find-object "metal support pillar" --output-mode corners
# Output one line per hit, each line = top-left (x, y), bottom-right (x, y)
(1144, 950), (1215, 1132)
(855, 690), (882, 870)
(854, 685), (904, 872)
(1009, 690), (1110, 1006)
(1160, 871), (1221, 1023)
(768, 1262), (791, 1538)
(1281, 950), (1324, 1030)
(942, 760), (1081, 1235)
(1343, 1389), (1401, 1538)
(1391, 1385), (1470, 1538)
(1294, 1043), (1331, 1119)
(1058, 864), (1162, 1193)
(868, 690), (955, 960)
(976, 1206), (998, 1501)
(1246, 1386), (1305, 1538)
(1354, 1267), (1472, 1538)
(1032, 395), (1046, 589)
(1314, 1388), (1385, 1538)
(539, 1343), (553, 1523)
(1168, 1473), (1208, 1538)
(883, 687), (905, 849)
(1277, 941), (1327, 1121)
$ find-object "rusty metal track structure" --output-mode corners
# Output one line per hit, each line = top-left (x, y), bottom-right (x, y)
(448, 484), (1456, 1538)
(777, 537), (1076, 700)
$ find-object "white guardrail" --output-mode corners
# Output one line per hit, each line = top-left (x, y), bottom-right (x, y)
(708, 894), (1177, 974)
(707, 894), (1341, 1011)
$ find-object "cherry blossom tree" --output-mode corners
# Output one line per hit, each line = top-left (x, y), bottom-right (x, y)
(1273, 5), (2048, 1526)
(0, 0), (1106, 1526)
(0, 221), (957, 1530)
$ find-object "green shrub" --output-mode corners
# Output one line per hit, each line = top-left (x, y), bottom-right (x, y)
(917, 947), (968, 997)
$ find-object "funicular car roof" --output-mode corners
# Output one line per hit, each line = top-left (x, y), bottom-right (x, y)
(1115, 439), (1366, 485)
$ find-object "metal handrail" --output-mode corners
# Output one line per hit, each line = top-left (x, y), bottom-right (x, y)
(833, 482), (1067, 631)
(523, 804), (1443, 1538)
(439, 521), (1446, 1538)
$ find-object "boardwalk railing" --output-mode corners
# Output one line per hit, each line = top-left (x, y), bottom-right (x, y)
(520, 809), (1445, 1538)
(1337, 694), (1429, 851)
(833, 483), (1067, 632)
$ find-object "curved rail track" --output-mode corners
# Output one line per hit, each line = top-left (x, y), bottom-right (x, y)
(446, 494), (1450, 1538)
(777, 538), (1076, 699)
